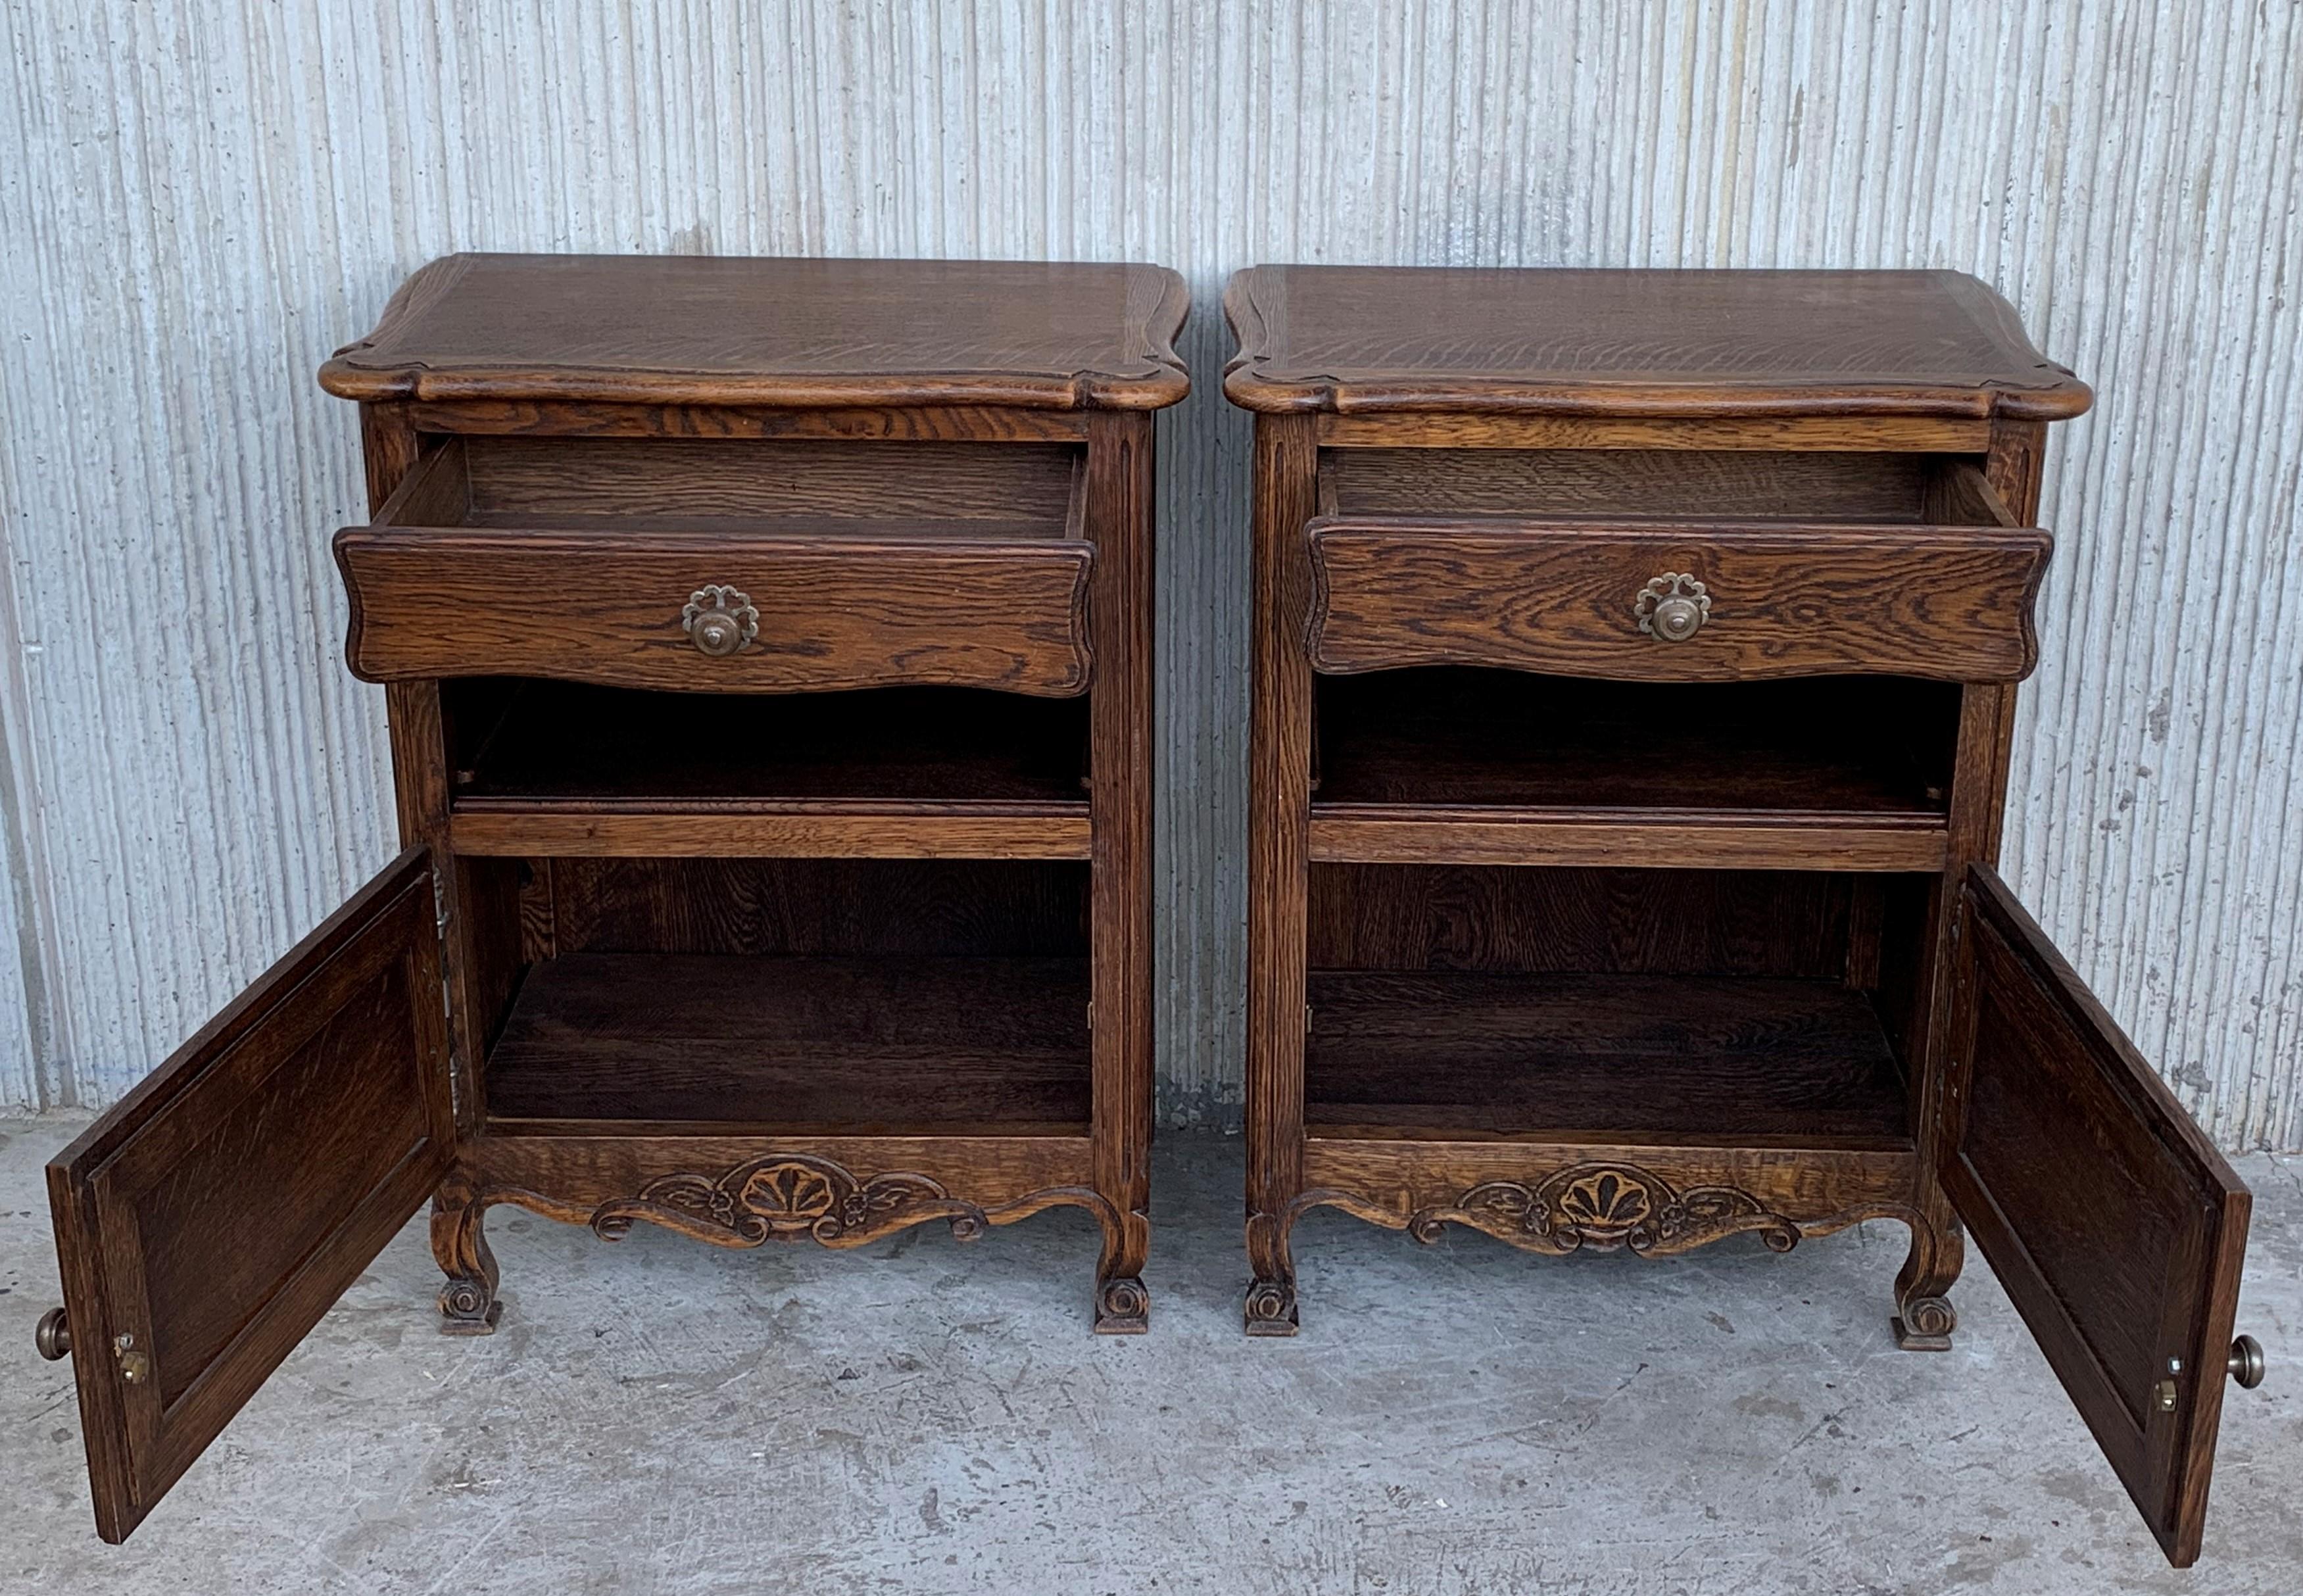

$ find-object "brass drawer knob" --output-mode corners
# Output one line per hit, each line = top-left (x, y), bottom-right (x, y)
(1634, 572), (1710, 642)
(35, 1306), (70, 1361)
(682, 585), (758, 658)
(2229, 1334), (2266, 1389)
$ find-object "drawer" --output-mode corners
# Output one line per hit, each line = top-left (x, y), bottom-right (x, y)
(333, 438), (1096, 696)
(1306, 510), (2050, 684)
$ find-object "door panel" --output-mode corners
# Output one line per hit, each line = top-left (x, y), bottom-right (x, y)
(46, 849), (451, 1541)
(1946, 865), (2250, 1568)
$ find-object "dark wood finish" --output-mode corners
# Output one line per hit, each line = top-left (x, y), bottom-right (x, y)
(1304, 971), (1908, 1145)
(1309, 671), (1954, 869)
(1946, 867), (2252, 1567)
(541, 857), (1090, 958)
(405, 399), (1092, 443)
(1229, 266), (2246, 1566)
(1314, 671), (1957, 812)
(1317, 411), (1996, 452)
(443, 681), (1088, 806)
(366, 256), (1176, 1347)
(1226, 267), (2091, 418)
(40, 256), (1186, 1542)
(1309, 810), (1946, 871)
(1305, 520), (2049, 683)
(337, 528), (1096, 696)
(321, 254), (1190, 411)
(45, 852), (448, 1542)
(1322, 447), (1964, 520)
(453, 433), (1082, 531)
(452, 810), (1092, 861)
(485, 953), (1090, 1130)
(1244, 410), (1320, 1332)
(1307, 863), (1875, 981)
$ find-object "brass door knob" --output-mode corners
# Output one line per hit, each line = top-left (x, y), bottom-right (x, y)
(682, 585), (758, 658)
(1634, 573), (1710, 642)
(2229, 1334), (2266, 1389)
(35, 1306), (70, 1361)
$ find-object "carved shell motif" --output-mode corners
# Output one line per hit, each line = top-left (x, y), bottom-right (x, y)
(1407, 1161), (1800, 1256)
(591, 1153), (988, 1249)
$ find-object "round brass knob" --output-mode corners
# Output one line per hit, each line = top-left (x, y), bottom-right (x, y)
(682, 585), (758, 658)
(1634, 573), (1710, 642)
(35, 1306), (70, 1361)
(2229, 1334), (2266, 1389)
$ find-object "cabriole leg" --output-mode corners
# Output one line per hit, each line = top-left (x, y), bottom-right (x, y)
(1093, 1204), (1150, 1334)
(1891, 1188), (1963, 1351)
(431, 1175), (501, 1336)
(1244, 1208), (1299, 1336)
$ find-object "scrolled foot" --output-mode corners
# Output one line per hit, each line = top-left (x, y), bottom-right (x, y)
(431, 1176), (502, 1336)
(1891, 1294), (1956, 1352)
(1095, 1275), (1149, 1335)
(438, 1274), (502, 1336)
(1244, 1276), (1298, 1337)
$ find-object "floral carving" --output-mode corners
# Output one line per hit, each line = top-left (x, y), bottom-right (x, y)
(590, 1153), (988, 1250)
(1405, 1161), (1801, 1257)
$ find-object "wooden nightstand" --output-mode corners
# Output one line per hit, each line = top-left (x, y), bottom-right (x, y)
(36, 254), (1188, 1542)
(1224, 265), (2262, 1566)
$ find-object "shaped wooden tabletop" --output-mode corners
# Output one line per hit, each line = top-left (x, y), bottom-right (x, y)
(322, 254), (1191, 411)
(1224, 266), (2089, 420)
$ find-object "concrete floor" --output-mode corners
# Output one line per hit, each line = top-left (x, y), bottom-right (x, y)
(1, 1117), (2296, 1594)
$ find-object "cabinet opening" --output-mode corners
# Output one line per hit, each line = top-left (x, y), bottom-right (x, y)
(384, 434), (1084, 540)
(468, 857), (1093, 1133)
(1312, 669), (1958, 817)
(1303, 862), (1934, 1147)
(1320, 448), (2010, 525)
(442, 679), (1090, 810)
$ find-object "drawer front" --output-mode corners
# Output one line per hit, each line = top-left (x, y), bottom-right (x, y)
(1306, 519), (2050, 683)
(336, 530), (1094, 696)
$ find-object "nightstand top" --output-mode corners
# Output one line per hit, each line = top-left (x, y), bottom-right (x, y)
(322, 254), (1191, 411)
(1224, 266), (2090, 420)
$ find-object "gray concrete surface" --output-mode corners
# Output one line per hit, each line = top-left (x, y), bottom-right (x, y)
(1, 1115), (2296, 1594)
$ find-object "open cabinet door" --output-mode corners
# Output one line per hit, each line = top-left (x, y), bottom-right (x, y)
(1945, 865), (2252, 1568)
(43, 849), (452, 1542)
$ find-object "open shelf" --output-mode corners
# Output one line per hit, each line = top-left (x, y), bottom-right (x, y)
(1303, 969), (1910, 1148)
(1310, 670), (1956, 870)
(445, 681), (1092, 858)
(483, 952), (1092, 1133)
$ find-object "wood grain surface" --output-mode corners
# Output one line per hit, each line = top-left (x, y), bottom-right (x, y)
(484, 952), (1092, 1130)
(1226, 266), (2092, 418)
(337, 528), (1096, 696)
(44, 851), (448, 1542)
(321, 254), (1192, 410)
(1946, 865), (2252, 1568)
(1305, 520), (2050, 682)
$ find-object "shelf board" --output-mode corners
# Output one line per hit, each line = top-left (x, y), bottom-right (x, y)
(452, 803), (1091, 859)
(1309, 806), (1945, 871)
(484, 953), (1091, 1132)
(1304, 969), (1911, 1148)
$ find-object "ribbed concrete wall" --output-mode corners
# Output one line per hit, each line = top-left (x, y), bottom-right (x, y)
(2, 1), (2297, 1148)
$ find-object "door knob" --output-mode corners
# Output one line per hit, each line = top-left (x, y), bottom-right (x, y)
(2228, 1334), (2266, 1389)
(35, 1306), (70, 1360)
